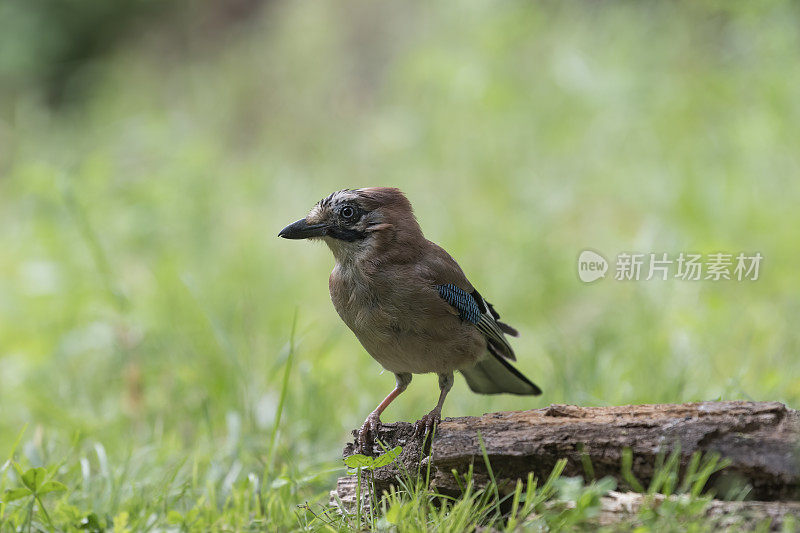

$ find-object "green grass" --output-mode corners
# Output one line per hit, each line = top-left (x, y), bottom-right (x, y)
(1, 0), (800, 530)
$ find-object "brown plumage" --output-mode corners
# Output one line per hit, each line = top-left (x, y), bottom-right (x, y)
(279, 187), (541, 454)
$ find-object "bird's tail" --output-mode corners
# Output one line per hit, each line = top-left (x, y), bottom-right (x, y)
(460, 353), (542, 396)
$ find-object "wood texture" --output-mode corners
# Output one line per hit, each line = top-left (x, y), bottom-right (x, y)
(334, 401), (800, 512)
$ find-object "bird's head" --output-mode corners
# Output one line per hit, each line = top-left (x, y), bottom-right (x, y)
(278, 187), (423, 263)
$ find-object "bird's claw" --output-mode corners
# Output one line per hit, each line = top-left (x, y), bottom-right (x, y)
(413, 410), (441, 439)
(357, 411), (381, 455)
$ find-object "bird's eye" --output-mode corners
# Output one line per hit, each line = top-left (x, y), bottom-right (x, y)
(340, 206), (356, 220)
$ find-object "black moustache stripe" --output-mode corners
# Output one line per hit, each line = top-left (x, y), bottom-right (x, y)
(327, 227), (368, 242)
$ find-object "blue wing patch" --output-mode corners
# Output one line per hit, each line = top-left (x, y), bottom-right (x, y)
(436, 284), (481, 324)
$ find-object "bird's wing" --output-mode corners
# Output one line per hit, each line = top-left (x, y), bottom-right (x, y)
(435, 284), (518, 361)
(421, 241), (541, 396)
(435, 283), (542, 395)
(422, 241), (519, 361)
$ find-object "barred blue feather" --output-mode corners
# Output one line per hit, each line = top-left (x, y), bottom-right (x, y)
(436, 284), (481, 324)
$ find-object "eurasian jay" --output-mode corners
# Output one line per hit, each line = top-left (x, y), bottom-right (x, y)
(279, 187), (541, 453)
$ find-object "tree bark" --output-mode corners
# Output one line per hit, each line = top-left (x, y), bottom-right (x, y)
(331, 401), (800, 520)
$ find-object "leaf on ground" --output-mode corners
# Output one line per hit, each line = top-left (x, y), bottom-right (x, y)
(372, 446), (402, 469)
(21, 467), (47, 491)
(344, 454), (373, 469)
(38, 480), (68, 495)
(2, 487), (32, 502)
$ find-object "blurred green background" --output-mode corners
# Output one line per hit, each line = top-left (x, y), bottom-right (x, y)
(1, 0), (799, 529)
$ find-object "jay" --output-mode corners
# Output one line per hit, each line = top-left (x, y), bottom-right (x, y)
(279, 187), (541, 453)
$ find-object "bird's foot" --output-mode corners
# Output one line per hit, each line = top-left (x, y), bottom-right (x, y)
(357, 411), (382, 455)
(413, 408), (442, 439)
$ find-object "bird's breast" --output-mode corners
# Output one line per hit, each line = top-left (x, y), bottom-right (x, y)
(329, 264), (392, 336)
(328, 264), (485, 374)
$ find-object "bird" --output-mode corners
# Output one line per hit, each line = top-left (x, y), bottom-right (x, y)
(278, 187), (541, 454)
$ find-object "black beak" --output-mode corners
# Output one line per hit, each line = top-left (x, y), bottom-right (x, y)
(278, 218), (327, 239)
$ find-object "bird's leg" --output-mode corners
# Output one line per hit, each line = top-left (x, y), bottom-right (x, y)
(358, 372), (411, 455)
(414, 372), (454, 437)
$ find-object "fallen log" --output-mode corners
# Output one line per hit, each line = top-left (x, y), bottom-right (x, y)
(332, 401), (800, 521)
